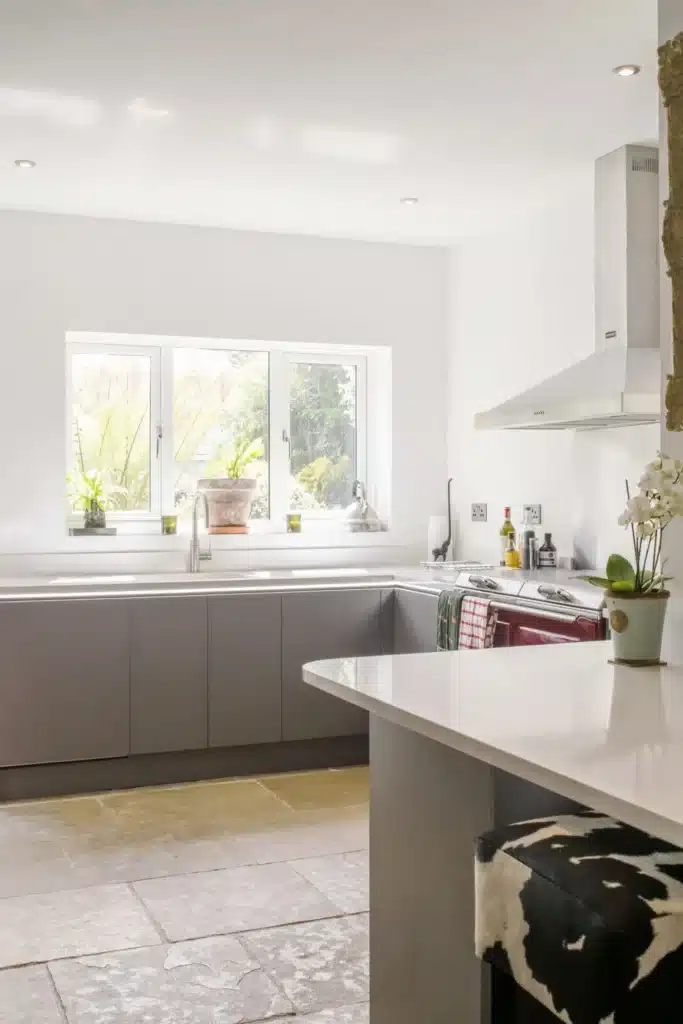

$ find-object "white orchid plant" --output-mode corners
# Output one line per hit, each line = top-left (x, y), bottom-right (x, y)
(578, 453), (683, 595)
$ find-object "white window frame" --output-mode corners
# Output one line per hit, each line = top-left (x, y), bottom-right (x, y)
(66, 341), (162, 519)
(66, 333), (376, 531)
(280, 351), (367, 519)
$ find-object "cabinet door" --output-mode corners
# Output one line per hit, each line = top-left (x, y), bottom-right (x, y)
(282, 590), (381, 741)
(0, 599), (129, 767)
(130, 597), (208, 755)
(380, 589), (395, 653)
(208, 594), (282, 748)
(393, 590), (439, 653)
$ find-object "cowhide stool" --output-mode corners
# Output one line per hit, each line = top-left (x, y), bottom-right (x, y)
(475, 811), (683, 1024)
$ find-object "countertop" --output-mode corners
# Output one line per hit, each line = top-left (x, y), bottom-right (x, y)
(0, 567), (399, 601)
(303, 642), (683, 845)
(0, 564), (601, 602)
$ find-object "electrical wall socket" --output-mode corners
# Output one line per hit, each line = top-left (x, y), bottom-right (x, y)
(522, 504), (542, 526)
(471, 503), (488, 522)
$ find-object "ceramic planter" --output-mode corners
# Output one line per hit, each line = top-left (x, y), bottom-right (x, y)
(605, 590), (670, 666)
(84, 500), (106, 530)
(198, 478), (257, 532)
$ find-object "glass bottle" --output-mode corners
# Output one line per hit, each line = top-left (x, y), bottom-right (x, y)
(499, 506), (515, 566)
(504, 532), (518, 568)
(521, 511), (536, 571)
(538, 532), (557, 568)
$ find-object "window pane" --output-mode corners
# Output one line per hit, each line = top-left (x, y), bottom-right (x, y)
(173, 349), (269, 518)
(289, 362), (357, 512)
(70, 352), (151, 512)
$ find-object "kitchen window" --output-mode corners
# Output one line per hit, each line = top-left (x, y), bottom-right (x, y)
(66, 335), (373, 531)
(70, 347), (159, 514)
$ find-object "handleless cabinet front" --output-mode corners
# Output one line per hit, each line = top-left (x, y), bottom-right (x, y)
(0, 599), (130, 766)
(282, 589), (381, 741)
(393, 589), (439, 653)
(208, 594), (282, 748)
(130, 596), (208, 754)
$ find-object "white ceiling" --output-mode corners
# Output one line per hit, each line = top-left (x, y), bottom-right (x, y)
(0, 0), (658, 243)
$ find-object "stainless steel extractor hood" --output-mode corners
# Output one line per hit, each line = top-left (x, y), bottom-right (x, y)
(474, 145), (661, 431)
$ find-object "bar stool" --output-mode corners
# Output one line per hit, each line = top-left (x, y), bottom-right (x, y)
(475, 811), (683, 1023)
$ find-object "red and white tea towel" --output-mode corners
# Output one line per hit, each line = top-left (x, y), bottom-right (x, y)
(458, 596), (498, 649)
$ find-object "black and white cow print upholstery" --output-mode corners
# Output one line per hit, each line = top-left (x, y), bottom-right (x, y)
(475, 811), (683, 1024)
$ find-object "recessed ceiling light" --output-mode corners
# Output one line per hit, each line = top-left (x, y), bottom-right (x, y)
(13, 158), (36, 168)
(400, 196), (419, 205)
(613, 64), (641, 77)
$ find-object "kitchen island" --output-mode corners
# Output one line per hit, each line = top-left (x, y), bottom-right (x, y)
(303, 641), (683, 1024)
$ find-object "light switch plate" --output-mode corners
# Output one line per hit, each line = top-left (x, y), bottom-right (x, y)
(471, 503), (487, 522)
(522, 504), (542, 526)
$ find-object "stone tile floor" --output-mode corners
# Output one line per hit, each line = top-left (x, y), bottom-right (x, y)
(0, 766), (370, 1023)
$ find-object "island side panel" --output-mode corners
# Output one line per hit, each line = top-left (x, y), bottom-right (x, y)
(370, 715), (495, 1024)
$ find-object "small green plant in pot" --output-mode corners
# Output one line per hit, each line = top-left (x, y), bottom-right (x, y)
(67, 469), (127, 530)
(577, 453), (683, 666)
(199, 436), (265, 532)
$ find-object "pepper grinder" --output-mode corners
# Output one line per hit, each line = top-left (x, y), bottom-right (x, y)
(521, 511), (536, 571)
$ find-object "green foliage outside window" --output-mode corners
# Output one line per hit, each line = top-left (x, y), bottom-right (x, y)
(289, 363), (356, 511)
(70, 349), (358, 518)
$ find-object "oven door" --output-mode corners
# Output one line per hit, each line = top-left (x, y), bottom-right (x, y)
(494, 605), (605, 647)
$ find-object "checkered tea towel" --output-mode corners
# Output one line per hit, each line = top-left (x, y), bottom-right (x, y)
(458, 596), (498, 649)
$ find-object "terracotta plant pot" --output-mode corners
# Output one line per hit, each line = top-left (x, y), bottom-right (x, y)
(604, 590), (670, 666)
(198, 478), (257, 532)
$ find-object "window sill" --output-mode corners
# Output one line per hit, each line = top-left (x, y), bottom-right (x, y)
(60, 526), (394, 553)
(67, 510), (390, 540)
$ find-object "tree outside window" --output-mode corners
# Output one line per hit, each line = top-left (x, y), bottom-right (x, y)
(68, 341), (365, 524)
(70, 352), (152, 512)
(289, 362), (357, 511)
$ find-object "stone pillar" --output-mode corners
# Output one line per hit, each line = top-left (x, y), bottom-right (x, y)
(660, 2), (683, 658)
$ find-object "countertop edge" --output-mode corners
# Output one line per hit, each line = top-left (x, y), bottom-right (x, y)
(0, 572), (605, 606)
(303, 653), (683, 847)
(0, 577), (447, 604)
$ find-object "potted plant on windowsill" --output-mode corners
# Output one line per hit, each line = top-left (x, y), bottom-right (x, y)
(198, 436), (264, 534)
(67, 469), (127, 535)
(577, 452), (683, 666)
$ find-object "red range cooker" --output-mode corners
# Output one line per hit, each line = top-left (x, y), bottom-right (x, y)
(424, 564), (606, 646)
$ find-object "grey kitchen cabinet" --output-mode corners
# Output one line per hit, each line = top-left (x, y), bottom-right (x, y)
(282, 589), (382, 741)
(393, 589), (439, 654)
(380, 589), (395, 653)
(0, 599), (130, 767)
(130, 596), (208, 755)
(208, 594), (282, 748)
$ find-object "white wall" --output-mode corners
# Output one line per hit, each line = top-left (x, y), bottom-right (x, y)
(0, 210), (448, 568)
(448, 176), (659, 568)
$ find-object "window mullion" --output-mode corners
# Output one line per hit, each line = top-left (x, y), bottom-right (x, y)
(146, 347), (162, 516)
(269, 350), (290, 524)
(355, 357), (368, 493)
(159, 347), (174, 514)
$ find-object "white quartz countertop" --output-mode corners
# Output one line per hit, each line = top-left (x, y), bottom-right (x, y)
(0, 567), (399, 601)
(0, 564), (601, 602)
(303, 642), (683, 846)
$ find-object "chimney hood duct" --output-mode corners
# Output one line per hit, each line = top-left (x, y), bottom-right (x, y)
(474, 145), (661, 431)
